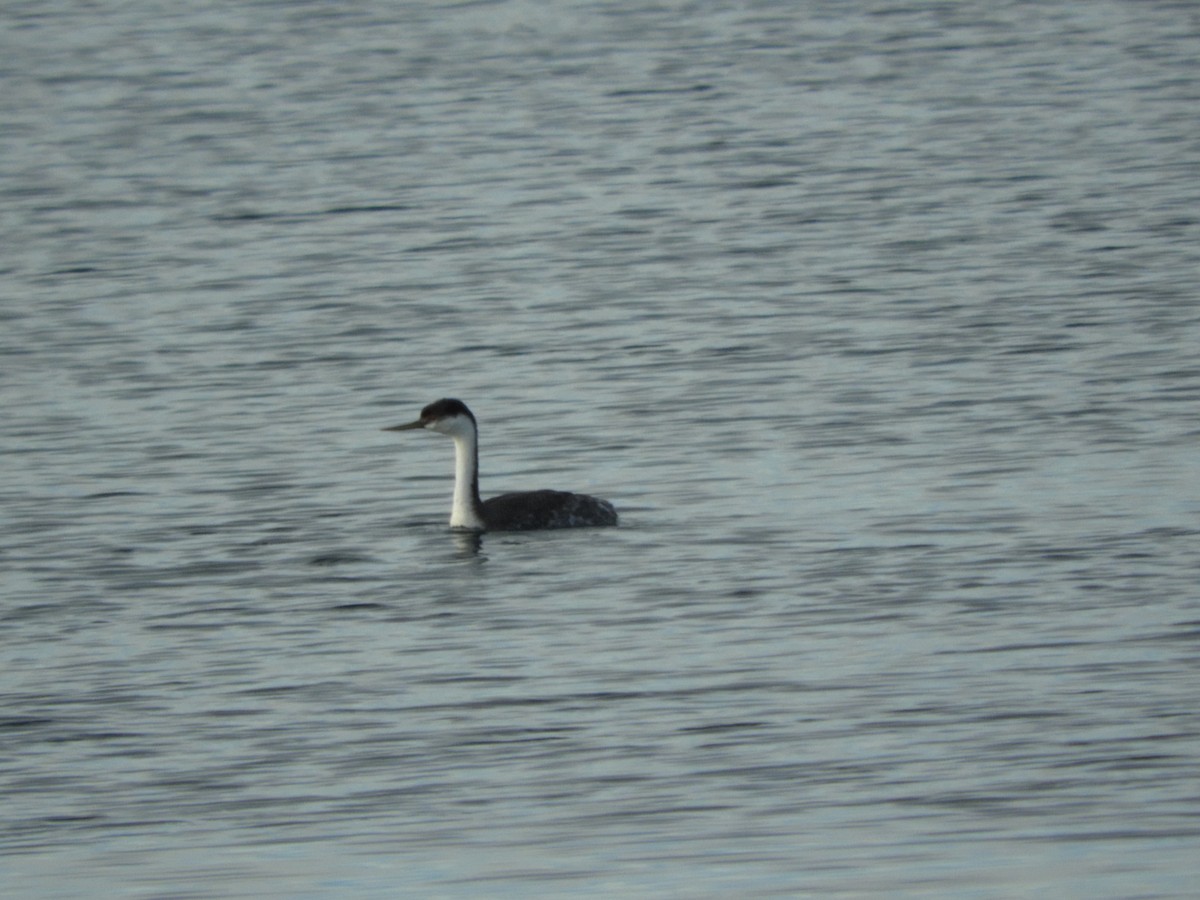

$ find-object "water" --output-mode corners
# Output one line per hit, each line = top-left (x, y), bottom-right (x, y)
(3, 1), (1199, 896)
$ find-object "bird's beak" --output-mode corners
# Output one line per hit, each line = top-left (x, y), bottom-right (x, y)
(383, 419), (425, 432)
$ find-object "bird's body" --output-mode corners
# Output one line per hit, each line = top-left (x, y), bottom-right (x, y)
(384, 398), (618, 532)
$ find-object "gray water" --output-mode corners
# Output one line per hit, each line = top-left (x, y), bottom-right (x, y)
(3, 1), (1200, 896)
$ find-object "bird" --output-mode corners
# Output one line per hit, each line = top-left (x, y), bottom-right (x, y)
(384, 398), (618, 531)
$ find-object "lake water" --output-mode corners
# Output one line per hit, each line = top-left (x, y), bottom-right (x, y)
(3, 1), (1199, 896)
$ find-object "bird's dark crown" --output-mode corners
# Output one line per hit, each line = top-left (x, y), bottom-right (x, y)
(420, 398), (475, 423)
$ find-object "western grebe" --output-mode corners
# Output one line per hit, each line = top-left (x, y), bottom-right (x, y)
(384, 398), (618, 531)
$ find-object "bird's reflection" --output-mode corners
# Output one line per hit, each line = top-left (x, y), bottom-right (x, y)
(452, 530), (484, 559)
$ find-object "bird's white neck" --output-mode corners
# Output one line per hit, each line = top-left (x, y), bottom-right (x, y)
(449, 430), (485, 530)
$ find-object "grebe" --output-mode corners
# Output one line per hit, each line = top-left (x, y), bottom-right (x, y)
(384, 398), (618, 531)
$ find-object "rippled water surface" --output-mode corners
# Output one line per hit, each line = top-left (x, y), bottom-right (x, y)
(3, 1), (1200, 896)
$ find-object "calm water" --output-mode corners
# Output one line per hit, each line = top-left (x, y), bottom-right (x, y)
(3, 1), (1200, 896)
